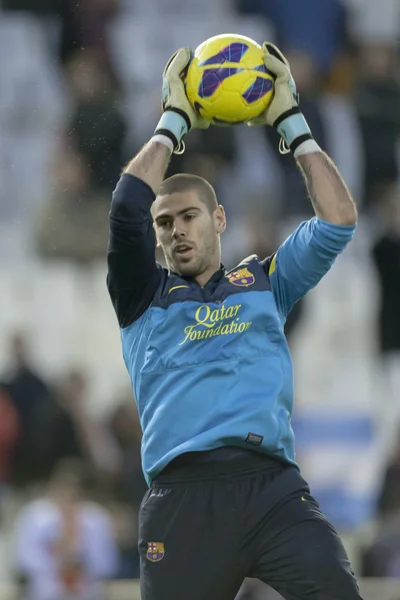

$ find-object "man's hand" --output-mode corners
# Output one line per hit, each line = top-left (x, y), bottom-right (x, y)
(248, 43), (316, 156)
(154, 48), (209, 154)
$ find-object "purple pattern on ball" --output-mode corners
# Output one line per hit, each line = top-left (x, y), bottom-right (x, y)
(200, 42), (248, 66)
(242, 76), (273, 104)
(199, 68), (243, 98)
(254, 64), (275, 78)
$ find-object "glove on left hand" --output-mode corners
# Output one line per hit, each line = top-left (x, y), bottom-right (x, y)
(248, 43), (313, 155)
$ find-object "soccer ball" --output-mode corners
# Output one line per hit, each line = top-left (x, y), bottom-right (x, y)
(185, 33), (274, 125)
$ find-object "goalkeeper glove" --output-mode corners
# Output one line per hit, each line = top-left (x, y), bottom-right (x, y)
(153, 48), (209, 154)
(248, 43), (320, 157)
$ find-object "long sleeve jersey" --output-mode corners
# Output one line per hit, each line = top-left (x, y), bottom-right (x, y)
(107, 174), (355, 483)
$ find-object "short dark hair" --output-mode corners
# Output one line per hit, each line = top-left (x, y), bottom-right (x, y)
(158, 174), (218, 213)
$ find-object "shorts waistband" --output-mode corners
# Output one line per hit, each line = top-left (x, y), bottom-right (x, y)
(151, 448), (290, 486)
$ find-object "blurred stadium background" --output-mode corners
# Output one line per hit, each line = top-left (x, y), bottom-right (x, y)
(0, 0), (400, 598)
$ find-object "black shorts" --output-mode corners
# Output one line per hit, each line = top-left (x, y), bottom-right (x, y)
(139, 450), (363, 600)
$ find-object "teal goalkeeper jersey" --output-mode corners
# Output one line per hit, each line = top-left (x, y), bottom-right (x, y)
(107, 174), (356, 483)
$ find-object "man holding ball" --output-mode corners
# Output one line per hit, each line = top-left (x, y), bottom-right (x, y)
(107, 40), (361, 600)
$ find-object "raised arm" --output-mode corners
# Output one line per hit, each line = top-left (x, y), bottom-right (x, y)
(124, 141), (171, 195)
(250, 43), (357, 317)
(297, 152), (357, 225)
(264, 153), (357, 318)
(107, 144), (169, 328)
(107, 47), (209, 327)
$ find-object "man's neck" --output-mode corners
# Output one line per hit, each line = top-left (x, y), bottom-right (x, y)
(195, 263), (222, 288)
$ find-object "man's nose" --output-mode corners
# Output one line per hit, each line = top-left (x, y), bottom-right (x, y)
(172, 223), (186, 238)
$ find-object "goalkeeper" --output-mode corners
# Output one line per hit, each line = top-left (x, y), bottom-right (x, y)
(107, 43), (362, 600)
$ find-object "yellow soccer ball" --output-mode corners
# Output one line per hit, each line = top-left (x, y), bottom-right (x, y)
(185, 33), (274, 125)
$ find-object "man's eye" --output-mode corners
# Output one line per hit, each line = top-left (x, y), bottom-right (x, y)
(185, 214), (195, 220)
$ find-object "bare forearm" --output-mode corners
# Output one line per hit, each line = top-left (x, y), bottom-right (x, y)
(297, 152), (357, 225)
(124, 141), (172, 195)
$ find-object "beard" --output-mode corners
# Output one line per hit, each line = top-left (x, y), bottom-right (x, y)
(164, 236), (218, 278)
(167, 252), (206, 277)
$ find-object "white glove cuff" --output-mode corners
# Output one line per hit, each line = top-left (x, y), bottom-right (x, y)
(150, 134), (174, 153)
(293, 139), (322, 159)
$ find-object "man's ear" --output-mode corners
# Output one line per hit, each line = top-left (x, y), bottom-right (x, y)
(214, 205), (226, 234)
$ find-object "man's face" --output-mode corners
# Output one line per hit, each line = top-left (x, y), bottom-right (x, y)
(152, 190), (226, 278)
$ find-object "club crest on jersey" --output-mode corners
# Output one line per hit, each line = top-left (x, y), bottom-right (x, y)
(146, 542), (165, 562)
(226, 267), (255, 287)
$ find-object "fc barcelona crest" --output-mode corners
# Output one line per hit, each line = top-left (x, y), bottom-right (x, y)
(226, 267), (255, 287)
(146, 542), (165, 562)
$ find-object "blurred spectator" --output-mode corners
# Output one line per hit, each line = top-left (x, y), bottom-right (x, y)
(2, 0), (62, 11)
(120, 0), (233, 17)
(354, 45), (400, 208)
(65, 48), (127, 191)
(1, 333), (54, 487)
(109, 500), (140, 579)
(3, 0), (119, 64)
(105, 399), (147, 579)
(73, 0), (119, 54)
(108, 400), (146, 509)
(378, 426), (400, 520)
(36, 150), (110, 266)
(12, 458), (118, 600)
(235, 0), (347, 74)
(2, 0), (83, 63)
(37, 369), (121, 485)
(0, 386), (19, 490)
(371, 183), (400, 455)
(372, 182), (400, 355)
(361, 514), (400, 577)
